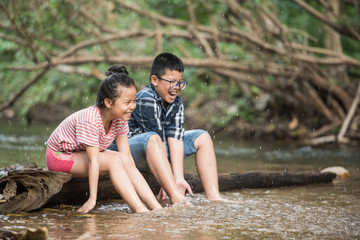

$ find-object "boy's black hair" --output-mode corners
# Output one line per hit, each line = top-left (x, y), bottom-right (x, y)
(150, 53), (184, 80)
(96, 65), (136, 109)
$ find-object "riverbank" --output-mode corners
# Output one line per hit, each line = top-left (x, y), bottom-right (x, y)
(2, 98), (360, 146)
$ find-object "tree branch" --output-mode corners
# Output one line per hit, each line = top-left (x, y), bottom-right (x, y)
(292, 0), (360, 41)
(338, 82), (360, 143)
(0, 68), (50, 112)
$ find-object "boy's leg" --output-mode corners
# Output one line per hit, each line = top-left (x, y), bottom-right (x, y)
(184, 130), (224, 201)
(129, 132), (184, 204)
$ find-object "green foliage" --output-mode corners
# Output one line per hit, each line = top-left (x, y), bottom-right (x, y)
(273, 1), (324, 46)
(181, 67), (218, 103)
(0, 0), (359, 128)
(210, 96), (255, 129)
(236, 97), (255, 122)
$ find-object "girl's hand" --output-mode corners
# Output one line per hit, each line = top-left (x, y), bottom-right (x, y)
(77, 197), (96, 213)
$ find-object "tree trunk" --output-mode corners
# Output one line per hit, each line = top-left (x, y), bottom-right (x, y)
(0, 169), (336, 213)
(323, 0), (350, 89)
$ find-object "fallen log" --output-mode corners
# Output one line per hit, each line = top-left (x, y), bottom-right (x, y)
(0, 227), (48, 240)
(0, 169), (338, 213)
(46, 170), (339, 207)
(0, 170), (71, 213)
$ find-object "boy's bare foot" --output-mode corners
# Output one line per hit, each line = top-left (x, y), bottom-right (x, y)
(215, 199), (243, 204)
(135, 208), (150, 213)
(207, 196), (243, 204)
(173, 196), (193, 206)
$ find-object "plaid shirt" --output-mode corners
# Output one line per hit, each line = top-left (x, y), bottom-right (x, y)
(128, 83), (185, 141)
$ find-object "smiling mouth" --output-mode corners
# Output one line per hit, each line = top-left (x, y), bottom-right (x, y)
(169, 91), (178, 97)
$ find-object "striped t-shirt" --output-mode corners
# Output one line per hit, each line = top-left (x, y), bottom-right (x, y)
(47, 105), (128, 153)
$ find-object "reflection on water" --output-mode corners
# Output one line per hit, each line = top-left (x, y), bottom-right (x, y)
(1, 185), (359, 239)
(0, 123), (359, 239)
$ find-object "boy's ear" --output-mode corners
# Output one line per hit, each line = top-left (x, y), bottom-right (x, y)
(150, 75), (159, 87)
(104, 98), (113, 108)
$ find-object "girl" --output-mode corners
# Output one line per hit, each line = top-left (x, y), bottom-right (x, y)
(46, 65), (162, 213)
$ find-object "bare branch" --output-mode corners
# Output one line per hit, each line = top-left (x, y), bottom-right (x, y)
(76, 3), (118, 34)
(7, 55), (297, 78)
(0, 68), (50, 112)
(213, 68), (274, 91)
(58, 30), (156, 59)
(116, 0), (188, 28)
(292, 0), (360, 41)
(338, 82), (360, 142)
(0, 2), (39, 63)
(0, 32), (27, 46)
(304, 81), (340, 123)
(186, 0), (197, 26)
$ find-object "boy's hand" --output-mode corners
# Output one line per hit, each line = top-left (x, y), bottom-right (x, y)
(176, 178), (194, 197)
(156, 188), (168, 201)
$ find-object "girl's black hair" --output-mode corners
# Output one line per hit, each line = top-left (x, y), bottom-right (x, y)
(149, 52), (184, 80)
(96, 65), (136, 109)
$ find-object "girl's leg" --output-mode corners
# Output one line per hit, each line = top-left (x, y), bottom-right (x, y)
(120, 153), (162, 210)
(71, 151), (149, 213)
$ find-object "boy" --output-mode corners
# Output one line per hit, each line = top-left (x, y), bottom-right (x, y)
(109, 52), (227, 204)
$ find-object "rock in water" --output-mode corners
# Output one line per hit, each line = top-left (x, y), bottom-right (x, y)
(321, 166), (352, 179)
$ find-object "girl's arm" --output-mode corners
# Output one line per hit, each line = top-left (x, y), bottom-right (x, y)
(115, 135), (131, 155)
(77, 145), (100, 213)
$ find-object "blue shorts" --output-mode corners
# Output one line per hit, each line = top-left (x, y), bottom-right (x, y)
(108, 129), (206, 172)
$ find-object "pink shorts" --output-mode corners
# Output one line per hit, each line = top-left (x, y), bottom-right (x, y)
(46, 148), (76, 173)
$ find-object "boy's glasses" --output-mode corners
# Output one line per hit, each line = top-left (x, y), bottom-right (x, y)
(157, 76), (187, 90)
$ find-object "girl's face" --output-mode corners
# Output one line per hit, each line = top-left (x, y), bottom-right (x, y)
(110, 86), (137, 121)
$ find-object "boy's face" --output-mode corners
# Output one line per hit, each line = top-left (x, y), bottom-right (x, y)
(151, 69), (184, 105)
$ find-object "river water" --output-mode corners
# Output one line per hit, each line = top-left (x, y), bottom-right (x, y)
(0, 123), (359, 239)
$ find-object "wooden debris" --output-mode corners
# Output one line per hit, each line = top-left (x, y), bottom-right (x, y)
(0, 168), (338, 213)
(46, 170), (337, 207)
(0, 227), (48, 240)
(0, 170), (71, 213)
